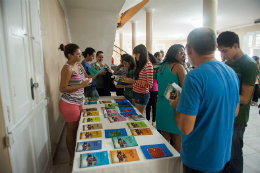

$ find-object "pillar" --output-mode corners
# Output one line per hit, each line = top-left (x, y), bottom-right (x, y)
(119, 32), (123, 54)
(203, 0), (218, 32)
(131, 20), (138, 54)
(146, 8), (154, 53)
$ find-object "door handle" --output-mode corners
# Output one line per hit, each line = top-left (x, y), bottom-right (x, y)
(30, 78), (39, 100)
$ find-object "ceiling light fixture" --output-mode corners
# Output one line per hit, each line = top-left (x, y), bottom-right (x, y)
(191, 18), (203, 28)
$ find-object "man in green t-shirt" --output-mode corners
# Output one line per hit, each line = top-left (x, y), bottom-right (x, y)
(217, 31), (259, 173)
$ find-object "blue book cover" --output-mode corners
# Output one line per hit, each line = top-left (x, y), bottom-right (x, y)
(112, 135), (138, 149)
(79, 151), (109, 168)
(84, 101), (98, 105)
(114, 99), (129, 103)
(75, 140), (102, 152)
(120, 112), (138, 117)
(119, 107), (136, 113)
(104, 128), (128, 138)
(140, 144), (173, 159)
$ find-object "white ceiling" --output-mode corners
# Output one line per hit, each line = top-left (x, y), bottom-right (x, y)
(117, 0), (260, 40)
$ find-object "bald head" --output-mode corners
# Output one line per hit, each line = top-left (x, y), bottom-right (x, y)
(187, 27), (216, 55)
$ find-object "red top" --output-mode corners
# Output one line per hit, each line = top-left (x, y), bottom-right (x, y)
(133, 61), (153, 93)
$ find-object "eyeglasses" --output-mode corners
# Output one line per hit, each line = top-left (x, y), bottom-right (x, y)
(178, 52), (186, 56)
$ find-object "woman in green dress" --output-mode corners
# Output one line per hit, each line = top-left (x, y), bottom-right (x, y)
(156, 44), (186, 153)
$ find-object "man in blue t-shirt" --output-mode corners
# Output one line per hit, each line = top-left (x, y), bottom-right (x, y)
(169, 27), (240, 172)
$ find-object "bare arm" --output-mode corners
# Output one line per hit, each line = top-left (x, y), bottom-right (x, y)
(174, 64), (186, 87)
(240, 84), (255, 105)
(174, 111), (196, 135)
(235, 103), (240, 117)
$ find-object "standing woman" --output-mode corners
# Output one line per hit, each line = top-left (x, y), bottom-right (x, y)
(251, 56), (259, 106)
(146, 53), (158, 127)
(58, 43), (91, 165)
(124, 44), (153, 115)
(156, 44), (186, 153)
(114, 54), (128, 96)
(115, 54), (136, 102)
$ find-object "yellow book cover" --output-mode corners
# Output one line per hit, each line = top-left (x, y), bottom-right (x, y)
(83, 123), (103, 131)
(83, 111), (99, 117)
(110, 149), (140, 163)
(80, 130), (102, 139)
(130, 128), (153, 136)
(82, 117), (100, 123)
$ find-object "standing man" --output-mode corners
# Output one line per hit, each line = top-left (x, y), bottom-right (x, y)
(170, 27), (240, 172)
(217, 31), (259, 173)
(154, 52), (163, 63)
(160, 50), (165, 59)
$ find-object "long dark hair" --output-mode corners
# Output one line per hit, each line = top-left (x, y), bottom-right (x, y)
(122, 55), (135, 71)
(133, 44), (148, 80)
(58, 43), (79, 59)
(148, 52), (157, 64)
(163, 44), (184, 63)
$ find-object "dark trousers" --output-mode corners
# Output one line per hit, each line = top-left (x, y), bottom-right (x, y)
(252, 84), (259, 102)
(116, 88), (124, 96)
(230, 123), (247, 173)
(145, 91), (158, 122)
(96, 88), (111, 96)
(183, 161), (230, 173)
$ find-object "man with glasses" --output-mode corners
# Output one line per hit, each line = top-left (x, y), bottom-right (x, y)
(169, 27), (240, 173)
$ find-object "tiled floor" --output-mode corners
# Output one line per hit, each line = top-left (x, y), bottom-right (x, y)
(51, 98), (260, 173)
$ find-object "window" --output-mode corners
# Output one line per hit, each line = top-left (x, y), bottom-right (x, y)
(243, 31), (260, 57)
(155, 44), (165, 53)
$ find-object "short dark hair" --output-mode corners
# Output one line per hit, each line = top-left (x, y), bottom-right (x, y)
(96, 51), (103, 57)
(58, 43), (79, 59)
(154, 52), (160, 58)
(149, 52), (157, 64)
(187, 27), (216, 55)
(82, 47), (96, 57)
(163, 44), (184, 63)
(122, 54), (136, 70)
(217, 31), (240, 48)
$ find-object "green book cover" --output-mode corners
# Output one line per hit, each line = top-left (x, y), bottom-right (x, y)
(88, 62), (104, 77)
(82, 117), (101, 123)
(105, 103), (118, 108)
(127, 122), (147, 129)
(109, 131), (122, 138)
(112, 135), (138, 149)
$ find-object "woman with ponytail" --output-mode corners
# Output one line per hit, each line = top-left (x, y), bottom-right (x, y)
(58, 43), (91, 165)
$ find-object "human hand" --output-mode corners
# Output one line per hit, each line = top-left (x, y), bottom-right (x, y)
(115, 85), (124, 88)
(99, 70), (107, 75)
(81, 79), (92, 87)
(123, 77), (135, 84)
(169, 91), (180, 110)
(107, 68), (112, 73)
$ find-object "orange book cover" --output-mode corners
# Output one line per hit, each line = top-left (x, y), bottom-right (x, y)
(110, 149), (140, 163)
(130, 128), (153, 136)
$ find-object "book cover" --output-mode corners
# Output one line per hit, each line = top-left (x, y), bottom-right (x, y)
(79, 151), (109, 168)
(119, 108), (135, 113)
(88, 62), (105, 77)
(83, 108), (97, 112)
(164, 82), (182, 100)
(140, 144), (173, 159)
(130, 128), (153, 136)
(153, 63), (162, 79)
(110, 149), (140, 163)
(86, 97), (99, 100)
(99, 100), (112, 104)
(75, 140), (102, 152)
(82, 117), (100, 123)
(103, 113), (121, 118)
(109, 131), (122, 138)
(83, 111), (99, 117)
(108, 115), (127, 123)
(85, 98), (98, 102)
(104, 128), (128, 138)
(83, 123), (103, 131)
(127, 122), (147, 129)
(105, 103), (118, 109)
(103, 109), (118, 114)
(80, 131), (102, 139)
(114, 99), (129, 103)
(112, 135), (138, 149)
(131, 115), (145, 121)
(84, 101), (97, 105)
(118, 105), (132, 108)
(118, 102), (132, 106)
(121, 112), (138, 117)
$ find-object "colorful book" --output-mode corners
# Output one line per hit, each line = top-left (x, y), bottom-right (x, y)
(130, 128), (153, 136)
(127, 122), (147, 129)
(153, 63), (162, 79)
(75, 140), (102, 152)
(79, 151), (109, 168)
(121, 112), (138, 117)
(105, 103), (118, 108)
(84, 101), (97, 105)
(112, 135), (138, 149)
(104, 128), (128, 138)
(85, 98), (98, 102)
(114, 99), (129, 103)
(103, 109), (118, 114)
(83, 123), (103, 131)
(110, 149), (140, 163)
(120, 108), (135, 113)
(88, 62), (105, 77)
(103, 113), (121, 118)
(83, 111), (99, 117)
(80, 131), (102, 139)
(131, 115), (145, 121)
(82, 117), (100, 123)
(83, 108), (97, 112)
(164, 82), (182, 100)
(109, 131), (122, 138)
(140, 144), (173, 159)
(86, 97), (99, 100)
(118, 105), (132, 108)
(108, 115), (127, 123)
(99, 100), (112, 104)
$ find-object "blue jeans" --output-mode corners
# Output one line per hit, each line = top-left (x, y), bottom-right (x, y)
(132, 92), (150, 107)
(84, 86), (99, 98)
(230, 123), (247, 173)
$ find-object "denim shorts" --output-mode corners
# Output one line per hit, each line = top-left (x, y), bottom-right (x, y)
(132, 91), (150, 107)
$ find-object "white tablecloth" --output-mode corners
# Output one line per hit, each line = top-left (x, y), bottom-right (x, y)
(72, 96), (183, 173)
